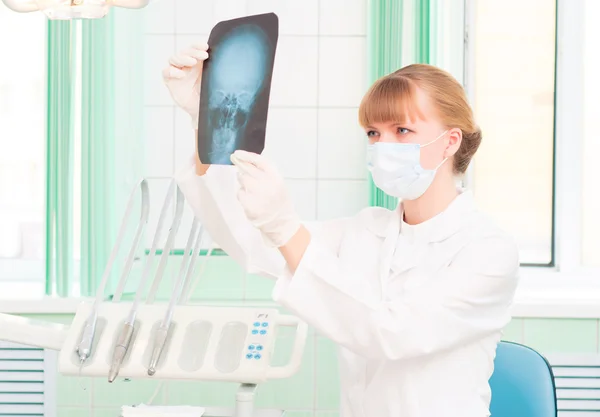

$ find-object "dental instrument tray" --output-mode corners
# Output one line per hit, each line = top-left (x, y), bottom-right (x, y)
(58, 302), (308, 384)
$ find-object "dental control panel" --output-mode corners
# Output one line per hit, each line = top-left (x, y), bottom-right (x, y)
(58, 302), (308, 383)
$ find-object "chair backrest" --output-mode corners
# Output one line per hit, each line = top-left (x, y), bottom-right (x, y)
(489, 341), (557, 417)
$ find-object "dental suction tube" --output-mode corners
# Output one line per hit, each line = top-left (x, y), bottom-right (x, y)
(148, 219), (204, 376)
(108, 185), (185, 383)
(76, 180), (150, 365)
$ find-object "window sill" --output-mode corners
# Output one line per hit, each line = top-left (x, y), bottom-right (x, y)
(0, 268), (599, 318)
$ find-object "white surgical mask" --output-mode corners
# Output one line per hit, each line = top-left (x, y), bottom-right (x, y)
(367, 130), (448, 200)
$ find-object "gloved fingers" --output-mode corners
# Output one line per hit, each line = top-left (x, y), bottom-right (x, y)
(162, 65), (187, 80)
(236, 187), (261, 215)
(231, 150), (275, 174)
(169, 53), (198, 69)
(231, 153), (266, 177)
(236, 170), (262, 191)
(190, 42), (209, 52)
(185, 47), (209, 61)
(236, 170), (246, 190)
(231, 150), (263, 165)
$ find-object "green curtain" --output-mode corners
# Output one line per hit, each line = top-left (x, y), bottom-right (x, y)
(366, 0), (463, 209)
(46, 10), (144, 297)
(45, 21), (76, 297)
(367, 0), (433, 209)
(79, 10), (144, 297)
(79, 16), (117, 297)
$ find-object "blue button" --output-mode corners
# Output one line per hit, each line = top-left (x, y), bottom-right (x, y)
(260, 330), (267, 335)
(252, 329), (259, 335)
(254, 354), (262, 360)
(261, 322), (268, 327)
(253, 322), (260, 327)
(246, 353), (253, 359)
(248, 345), (255, 350)
(256, 345), (263, 351)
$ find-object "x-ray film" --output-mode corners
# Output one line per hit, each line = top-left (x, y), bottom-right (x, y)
(197, 13), (279, 165)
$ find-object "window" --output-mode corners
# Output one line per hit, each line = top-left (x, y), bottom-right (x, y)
(582, 0), (599, 268)
(0, 3), (47, 283)
(467, 0), (557, 266)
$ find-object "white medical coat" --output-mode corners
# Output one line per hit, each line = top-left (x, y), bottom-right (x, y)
(174, 160), (520, 417)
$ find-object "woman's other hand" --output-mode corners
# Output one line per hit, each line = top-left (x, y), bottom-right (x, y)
(231, 150), (302, 248)
(162, 42), (209, 128)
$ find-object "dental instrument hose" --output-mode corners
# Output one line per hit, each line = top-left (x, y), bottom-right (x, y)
(181, 238), (214, 305)
(145, 187), (186, 305)
(108, 182), (185, 383)
(76, 180), (150, 365)
(148, 219), (204, 376)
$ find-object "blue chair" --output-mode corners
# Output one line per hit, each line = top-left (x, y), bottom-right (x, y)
(489, 341), (557, 417)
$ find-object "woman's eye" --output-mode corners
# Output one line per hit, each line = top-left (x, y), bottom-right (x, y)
(366, 130), (378, 137)
(397, 127), (410, 135)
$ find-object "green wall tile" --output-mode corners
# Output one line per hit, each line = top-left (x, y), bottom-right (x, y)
(255, 332), (315, 409)
(316, 412), (340, 417)
(524, 319), (598, 354)
(115, 256), (246, 302)
(57, 407), (91, 417)
(502, 318), (524, 343)
(315, 337), (339, 409)
(92, 378), (165, 407)
(245, 273), (275, 300)
(57, 375), (92, 406)
(93, 407), (120, 417)
(166, 381), (239, 406)
(189, 257), (245, 300)
(281, 412), (313, 417)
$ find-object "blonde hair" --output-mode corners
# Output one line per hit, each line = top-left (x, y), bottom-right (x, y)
(358, 63), (482, 174)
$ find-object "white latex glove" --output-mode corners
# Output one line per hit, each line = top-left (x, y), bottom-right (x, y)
(162, 42), (209, 128)
(230, 150), (302, 248)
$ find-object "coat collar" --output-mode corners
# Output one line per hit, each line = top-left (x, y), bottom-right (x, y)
(367, 189), (475, 243)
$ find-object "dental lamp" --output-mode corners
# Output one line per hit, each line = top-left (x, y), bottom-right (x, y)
(1, 0), (150, 19)
(0, 178), (309, 417)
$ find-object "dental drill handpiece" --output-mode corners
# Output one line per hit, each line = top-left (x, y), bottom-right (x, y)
(76, 181), (146, 365)
(107, 181), (151, 383)
(77, 310), (97, 365)
(148, 220), (202, 376)
(108, 321), (135, 383)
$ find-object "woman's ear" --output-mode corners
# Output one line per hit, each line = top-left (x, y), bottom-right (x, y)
(444, 128), (463, 158)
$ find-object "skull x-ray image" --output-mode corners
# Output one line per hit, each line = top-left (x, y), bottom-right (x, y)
(197, 13), (279, 165)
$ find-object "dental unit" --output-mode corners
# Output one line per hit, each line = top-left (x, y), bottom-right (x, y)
(0, 179), (308, 417)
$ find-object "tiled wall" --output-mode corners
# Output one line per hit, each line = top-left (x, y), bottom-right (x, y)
(142, 0), (370, 250)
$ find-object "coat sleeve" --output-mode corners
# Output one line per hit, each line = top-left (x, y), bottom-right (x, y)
(173, 158), (350, 280)
(273, 233), (520, 361)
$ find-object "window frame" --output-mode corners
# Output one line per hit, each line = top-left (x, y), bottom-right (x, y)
(463, 0), (596, 284)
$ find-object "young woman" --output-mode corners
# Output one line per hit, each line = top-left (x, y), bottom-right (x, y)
(163, 42), (520, 417)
